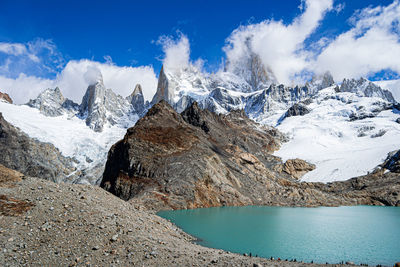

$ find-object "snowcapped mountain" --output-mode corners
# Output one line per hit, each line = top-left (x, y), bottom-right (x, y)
(148, 65), (400, 182)
(0, 61), (399, 185)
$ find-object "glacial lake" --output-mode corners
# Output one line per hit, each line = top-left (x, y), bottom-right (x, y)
(158, 206), (400, 266)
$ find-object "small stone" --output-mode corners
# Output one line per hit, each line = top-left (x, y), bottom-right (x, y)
(49, 207), (54, 211)
(92, 246), (100, 250)
(253, 264), (262, 267)
(211, 259), (218, 264)
(99, 225), (105, 229)
(8, 237), (14, 242)
(110, 234), (118, 242)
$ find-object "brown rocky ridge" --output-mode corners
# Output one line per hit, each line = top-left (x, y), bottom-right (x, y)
(101, 101), (400, 210)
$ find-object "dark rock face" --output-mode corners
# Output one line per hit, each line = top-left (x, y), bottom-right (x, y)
(0, 113), (76, 182)
(382, 150), (400, 173)
(101, 101), (400, 210)
(285, 103), (310, 117)
(0, 92), (13, 104)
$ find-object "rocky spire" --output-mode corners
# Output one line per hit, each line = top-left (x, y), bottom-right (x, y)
(79, 77), (107, 132)
(79, 73), (134, 132)
(0, 92), (13, 104)
(151, 65), (175, 106)
(127, 84), (145, 114)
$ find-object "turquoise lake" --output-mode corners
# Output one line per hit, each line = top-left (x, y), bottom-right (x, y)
(158, 206), (400, 266)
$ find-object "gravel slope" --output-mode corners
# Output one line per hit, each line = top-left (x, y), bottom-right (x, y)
(0, 165), (335, 267)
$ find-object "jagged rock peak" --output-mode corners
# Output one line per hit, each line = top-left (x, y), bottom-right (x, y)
(80, 78), (132, 132)
(340, 77), (395, 103)
(27, 87), (78, 117)
(0, 92), (13, 104)
(132, 84), (143, 96)
(310, 71), (335, 90)
(127, 84), (145, 115)
(151, 65), (175, 106)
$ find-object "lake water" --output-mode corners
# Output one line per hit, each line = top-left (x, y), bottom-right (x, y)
(158, 206), (400, 266)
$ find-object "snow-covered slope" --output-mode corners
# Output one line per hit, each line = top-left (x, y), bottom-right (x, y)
(0, 101), (133, 184)
(273, 86), (400, 182)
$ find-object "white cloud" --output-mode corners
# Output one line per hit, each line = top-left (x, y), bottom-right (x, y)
(0, 59), (158, 104)
(0, 43), (27, 56)
(156, 33), (190, 73)
(314, 1), (400, 81)
(0, 39), (64, 77)
(223, 0), (400, 85)
(0, 74), (53, 104)
(224, 0), (333, 84)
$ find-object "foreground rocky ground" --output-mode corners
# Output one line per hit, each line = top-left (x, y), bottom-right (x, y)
(1, 164), (350, 267)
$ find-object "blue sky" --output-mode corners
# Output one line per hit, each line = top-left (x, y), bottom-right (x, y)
(0, 0), (395, 75)
(0, 0), (399, 103)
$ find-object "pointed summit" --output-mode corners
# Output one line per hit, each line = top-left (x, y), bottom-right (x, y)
(151, 65), (175, 106)
(132, 84), (143, 96)
(127, 84), (145, 115)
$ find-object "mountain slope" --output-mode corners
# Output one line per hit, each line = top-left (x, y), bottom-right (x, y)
(0, 113), (76, 182)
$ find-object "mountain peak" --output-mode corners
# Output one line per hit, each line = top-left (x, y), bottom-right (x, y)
(150, 65), (175, 106)
(27, 87), (78, 117)
(127, 84), (145, 115)
(0, 92), (13, 104)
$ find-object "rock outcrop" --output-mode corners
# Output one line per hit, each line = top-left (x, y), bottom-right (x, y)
(0, 92), (13, 104)
(101, 101), (293, 210)
(382, 150), (400, 173)
(0, 113), (76, 182)
(275, 159), (316, 179)
(101, 101), (400, 210)
(27, 87), (79, 117)
(284, 103), (310, 118)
